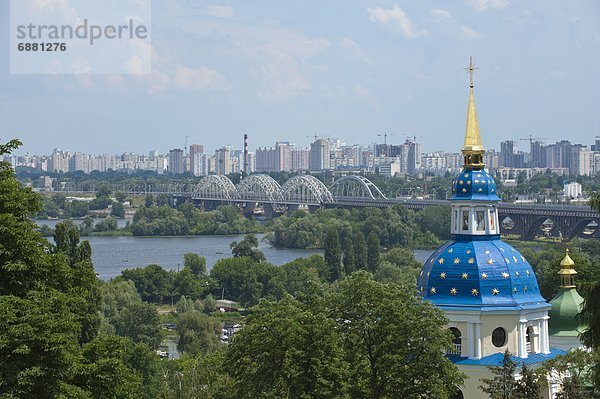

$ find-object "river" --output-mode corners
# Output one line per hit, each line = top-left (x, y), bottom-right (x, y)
(35, 220), (434, 280)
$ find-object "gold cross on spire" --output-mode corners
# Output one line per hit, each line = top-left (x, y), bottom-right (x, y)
(464, 56), (478, 88)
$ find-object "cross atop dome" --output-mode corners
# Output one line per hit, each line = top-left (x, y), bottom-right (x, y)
(462, 56), (485, 170)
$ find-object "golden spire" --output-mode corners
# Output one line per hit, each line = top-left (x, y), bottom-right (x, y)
(558, 248), (577, 288)
(462, 57), (485, 170)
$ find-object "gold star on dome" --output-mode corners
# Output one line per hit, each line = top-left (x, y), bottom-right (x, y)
(512, 248), (516, 252)
(420, 270), (423, 276)
(454, 258), (460, 264)
(468, 258), (475, 264)
(438, 258), (445, 264)
(459, 180), (464, 185)
(523, 286), (528, 293)
(491, 188), (495, 192)
(487, 259), (493, 265)
(492, 288), (500, 295)
(478, 188), (483, 192)
(474, 179), (479, 184)
(485, 250), (490, 254)
(440, 272), (446, 279)
(420, 286), (424, 292)
(513, 287), (517, 293)
(502, 272), (510, 279)
(521, 256), (526, 262)
(481, 273), (488, 279)
(430, 287), (436, 294)
(464, 173), (469, 178)
(448, 248), (453, 253)
(505, 258), (510, 263)
(462, 188), (467, 193)
(427, 272), (430, 277)
(515, 271), (520, 277)
(526, 270), (530, 276)
(481, 180), (486, 185)
(466, 249), (472, 254)
(462, 273), (469, 279)
(471, 288), (479, 296)
(450, 288), (457, 295)
(467, 181), (471, 185)
(513, 256), (518, 263)
(430, 258), (434, 263)
(477, 173), (482, 178)
(500, 248), (505, 252)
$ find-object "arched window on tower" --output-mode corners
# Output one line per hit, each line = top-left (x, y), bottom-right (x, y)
(526, 326), (535, 353)
(476, 211), (485, 231)
(448, 327), (462, 355)
(462, 211), (469, 231)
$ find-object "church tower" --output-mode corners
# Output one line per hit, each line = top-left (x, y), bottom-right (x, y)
(416, 58), (564, 398)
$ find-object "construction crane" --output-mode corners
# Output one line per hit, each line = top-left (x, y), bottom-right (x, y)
(306, 133), (330, 142)
(520, 133), (548, 145)
(184, 135), (189, 155)
(377, 132), (394, 145)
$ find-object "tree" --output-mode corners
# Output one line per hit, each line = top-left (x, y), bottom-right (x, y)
(176, 311), (221, 355)
(580, 281), (600, 349)
(95, 216), (118, 232)
(515, 363), (542, 399)
(225, 296), (348, 399)
(342, 234), (355, 275)
(96, 184), (112, 198)
(328, 271), (464, 398)
(183, 252), (206, 275)
(111, 201), (125, 218)
(115, 301), (162, 349)
(158, 351), (235, 399)
(367, 231), (380, 273)
(144, 194), (154, 207)
(591, 192), (600, 212)
(230, 234), (266, 263)
(479, 350), (519, 399)
(120, 264), (172, 303)
(354, 231), (368, 271)
(323, 226), (342, 282)
(114, 191), (127, 203)
(542, 349), (599, 399)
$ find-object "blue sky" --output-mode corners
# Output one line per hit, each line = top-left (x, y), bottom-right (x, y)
(1, 0), (599, 155)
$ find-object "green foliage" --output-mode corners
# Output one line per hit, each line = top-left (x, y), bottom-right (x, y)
(144, 194), (154, 207)
(354, 231), (368, 271)
(542, 349), (600, 399)
(267, 205), (440, 250)
(131, 204), (261, 236)
(114, 301), (162, 349)
(183, 252), (206, 275)
(114, 191), (127, 203)
(479, 350), (528, 399)
(176, 311), (222, 355)
(120, 264), (172, 303)
(324, 226), (342, 282)
(414, 205), (452, 240)
(158, 352), (235, 399)
(367, 231), (381, 273)
(226, 296), (348, 399)
(580, 280), (600, 349)
(230, 234), (266, 263)
(328, 271), (463, 398)
(94, 216), (118, 232)
(111, 201), (125, 218)
(342, 235), (355, 275)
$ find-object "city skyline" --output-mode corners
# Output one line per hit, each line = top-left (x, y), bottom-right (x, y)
(1, 1), (600, 155)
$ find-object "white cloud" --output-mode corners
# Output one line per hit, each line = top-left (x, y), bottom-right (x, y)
(205, 5), (234, 18)
(460, 26), (482, 39)
(340, 37), (373, 64)
(257, 51), (311, 101)
(367, 5), (427, 39)
(431, 8), (452, 20)
(174, 66), (226, 91)
(465, 0), (509, 12)
(547, 70), (566, 80)
(353, 84), (379, 106)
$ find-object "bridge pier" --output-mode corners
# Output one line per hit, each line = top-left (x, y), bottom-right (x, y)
(243, 202), (257, 216)
(287, 204), (299, 216)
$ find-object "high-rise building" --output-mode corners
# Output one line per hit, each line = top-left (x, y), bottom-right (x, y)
(500, 140), (515, 167)
(310, 139), (331, 171)
(529, 141), (546, 168)
(570, 145), (592, 176)
(168, 149), (184, 174)
(189, 144), (205, 176)
(215, 146), (232, 175)
(255, 147), (276, 172)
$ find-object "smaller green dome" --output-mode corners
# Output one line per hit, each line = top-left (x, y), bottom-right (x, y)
(548, 288), (586, 337)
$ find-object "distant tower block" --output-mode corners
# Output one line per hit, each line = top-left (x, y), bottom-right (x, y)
(243, 134), (249, 175)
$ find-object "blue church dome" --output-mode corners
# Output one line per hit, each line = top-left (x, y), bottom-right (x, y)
(450, 169), (500, 202)
(417, 236), (547, 311)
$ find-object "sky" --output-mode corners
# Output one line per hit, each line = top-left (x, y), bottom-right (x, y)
(1, 0), (600, 156)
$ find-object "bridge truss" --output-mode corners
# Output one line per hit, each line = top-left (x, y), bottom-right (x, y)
(330, 176), (387, 200)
